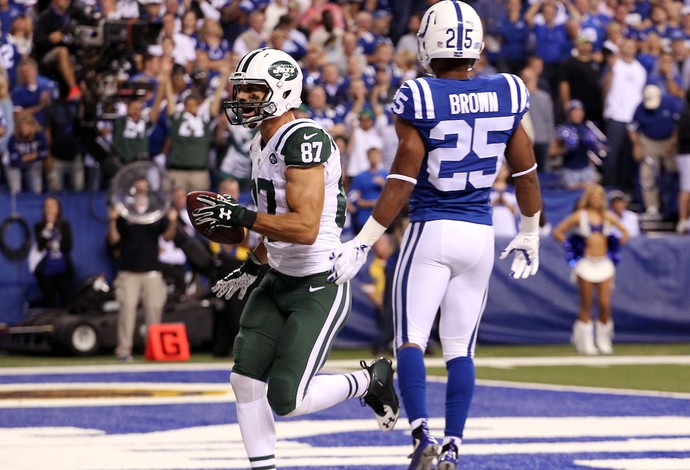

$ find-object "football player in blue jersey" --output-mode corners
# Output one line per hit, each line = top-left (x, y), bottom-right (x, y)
(328, 1), (543, 469)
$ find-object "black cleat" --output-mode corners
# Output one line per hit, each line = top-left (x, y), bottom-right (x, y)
(360, 357), (400, 432)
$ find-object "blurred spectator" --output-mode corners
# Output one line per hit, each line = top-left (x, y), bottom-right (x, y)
(0, 72), (13, 189)
(340, 30), (367, 76)
(309, 8), (344, 52)
(371, 93), (397, 170)
(648, 51), (685, 101)
(129, 51), (161, 106)
(263, 0), (290, 33)
(33, 0), (83, 101)
(524, 56), (553, 95)
(7, 112), (48, 194)
(107, 81), (166, 176)
(107, 177), (178, 362)
(347, 53), (373, 89)
(139, 0), (164, 22)
(160, 12), (197, 72)
(305, 85), (346, 137)
(44, 97), (84, 192)
(348, 147), (387, 233)
(180, 9), (200, 47)
(353, 10), (378, 64)
(608, 190), (641, 237)
(196, 19), (231, 82)
(11, 57), (58, 127)
(217, 119), (256, 189)
(163, 62), (226, 194)
(0, 33), (22, 90)
(668, 37), (690, 92)
(32, 195), (74, 308)
(521, 67), (555, 173)
(272, 14), (308, 60)
(232, 10), (267, 57)
(300, 0), (345, 36)
(576, 0), (609, 53)
(525, 0), (579, 102)
(319, 62), (349, 108)
(601, 38), (646, 192)
(495, 0), (530, 75)
(491, 164), (519, 238)
(394, 49), (419, 82)
(677, 90), (690, 234)
(628, 84), (681, 219)
(559, 29), (604, 127)
(367, 42), (403, 89)
(7, 15), (32, 57)
(0, 0), (24, 42)
(346, 108), (383, 180)
(552, 100), (608, 189)
(395, 13), (420, 57)
(369, 65), (395, 107)
(301, 44), (324, 90)
(637, 32), (663, 74)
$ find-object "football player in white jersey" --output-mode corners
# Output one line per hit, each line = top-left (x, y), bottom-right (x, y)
(328, 2), (543, 469)
(188, 48), (400, 469)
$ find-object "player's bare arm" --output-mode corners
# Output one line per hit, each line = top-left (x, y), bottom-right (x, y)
(369, 116), (425, 228)
(250, 164), (324, 245)
(505, 122), (542, 217)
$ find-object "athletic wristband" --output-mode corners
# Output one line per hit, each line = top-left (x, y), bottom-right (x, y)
(240, 209), (257, 229)
(354, 216), (388, 247)
(520, 210), (541, 233)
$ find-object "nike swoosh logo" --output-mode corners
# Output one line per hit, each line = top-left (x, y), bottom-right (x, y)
(309, 286), (325, 292)
(304, 132), (318, 140)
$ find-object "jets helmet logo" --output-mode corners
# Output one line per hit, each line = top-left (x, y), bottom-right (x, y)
(268, 61), (298, 81)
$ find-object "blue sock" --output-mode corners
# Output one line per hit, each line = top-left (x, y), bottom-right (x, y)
(445, 356), (475, 439)
(397, 346), (427, 423)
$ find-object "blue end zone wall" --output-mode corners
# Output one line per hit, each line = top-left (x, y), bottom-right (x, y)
(1, 191), (689, 344)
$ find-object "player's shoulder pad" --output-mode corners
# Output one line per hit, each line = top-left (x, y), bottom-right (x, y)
(391, 77), (436, 121)
(497, 73), (530, 114)
(276, 119), (334, 166)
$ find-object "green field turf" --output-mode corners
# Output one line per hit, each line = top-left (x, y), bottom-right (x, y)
(2, 343), (689, 394)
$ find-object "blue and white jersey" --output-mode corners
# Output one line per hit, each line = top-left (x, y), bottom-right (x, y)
(391, 73), (529, 225)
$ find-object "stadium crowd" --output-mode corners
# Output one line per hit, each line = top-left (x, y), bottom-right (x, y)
(1, 0), (690, 235)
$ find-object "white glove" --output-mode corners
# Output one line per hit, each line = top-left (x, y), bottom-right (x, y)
(327, 239), (371, 285)
(499, 231), (540, 279)
(212, 254), (262, 300)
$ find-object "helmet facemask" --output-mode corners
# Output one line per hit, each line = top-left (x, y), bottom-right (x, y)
(223, 78), (277, 128)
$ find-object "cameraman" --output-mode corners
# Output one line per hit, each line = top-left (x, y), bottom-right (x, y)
(33, 0), (83, 101)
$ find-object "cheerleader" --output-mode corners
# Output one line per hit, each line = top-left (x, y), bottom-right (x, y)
(553, 184), (629, 355)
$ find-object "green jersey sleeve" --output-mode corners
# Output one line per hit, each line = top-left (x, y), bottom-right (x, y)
(279, 126), (334, 167)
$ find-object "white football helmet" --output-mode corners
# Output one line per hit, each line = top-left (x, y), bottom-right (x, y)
(223, 48), (303, 127)
(417, 0), (485, 74)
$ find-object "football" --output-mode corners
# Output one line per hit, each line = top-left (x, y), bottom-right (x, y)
(186, 190), (246, 245)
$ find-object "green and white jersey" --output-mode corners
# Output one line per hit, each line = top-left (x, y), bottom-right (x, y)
(250, 118), (346, 277)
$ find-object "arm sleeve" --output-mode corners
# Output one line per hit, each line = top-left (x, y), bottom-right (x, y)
(280, 126), (334, 167)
